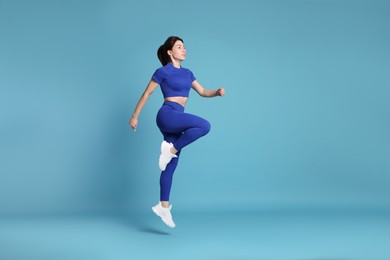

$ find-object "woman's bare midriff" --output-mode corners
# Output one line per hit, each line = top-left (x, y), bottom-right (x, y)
(164, 96), (188, 107)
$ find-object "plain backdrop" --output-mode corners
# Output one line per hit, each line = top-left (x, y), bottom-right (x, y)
(1, 0), (389, 216)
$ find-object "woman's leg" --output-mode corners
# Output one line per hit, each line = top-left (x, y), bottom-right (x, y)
(156, 102), (211, 204)
(160, 132), (182, 203)
(157, 110), (211, 152)
(152, 132), (181, 228)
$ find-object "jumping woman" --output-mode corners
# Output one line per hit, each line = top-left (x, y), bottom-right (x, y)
(129, 36), (225, 228)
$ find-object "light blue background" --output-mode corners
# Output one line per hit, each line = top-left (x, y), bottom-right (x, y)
(1, 0), (389, 217)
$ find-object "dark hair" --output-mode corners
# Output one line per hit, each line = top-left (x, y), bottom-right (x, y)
(157, 36), (184, 66)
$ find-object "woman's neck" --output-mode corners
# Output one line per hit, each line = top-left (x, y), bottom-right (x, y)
(171, 60), (181, 68)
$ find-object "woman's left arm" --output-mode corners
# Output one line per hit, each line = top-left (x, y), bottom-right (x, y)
(192, 80), (225, 97)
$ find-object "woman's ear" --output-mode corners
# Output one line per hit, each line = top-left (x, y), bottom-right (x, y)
(167, 50), (172, 56)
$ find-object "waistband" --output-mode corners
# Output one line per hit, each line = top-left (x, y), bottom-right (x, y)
(162, 101), (185, 112)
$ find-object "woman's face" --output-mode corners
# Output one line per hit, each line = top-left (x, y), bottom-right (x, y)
(168, 40), (186, 62)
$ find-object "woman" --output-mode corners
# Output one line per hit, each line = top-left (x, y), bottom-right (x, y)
(129, 36), (225, 228)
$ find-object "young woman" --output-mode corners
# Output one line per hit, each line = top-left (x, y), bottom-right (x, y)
(129, 36), (225, 228)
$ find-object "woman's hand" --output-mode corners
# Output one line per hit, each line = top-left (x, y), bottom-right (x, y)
(217, 88), (225, 97)
(129, 116), (138, 132)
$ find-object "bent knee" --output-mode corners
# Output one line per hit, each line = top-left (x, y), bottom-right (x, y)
(200, 120), (211, 135)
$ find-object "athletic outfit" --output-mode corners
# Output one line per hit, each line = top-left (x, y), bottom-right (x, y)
(152, 62), (211, 201)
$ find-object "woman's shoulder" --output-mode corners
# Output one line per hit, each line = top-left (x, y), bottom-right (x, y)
(154, 64), (169, 74)
(179, 65), (194, 73)
(152, 64), (170, 83)
(181, 66), (195, 76)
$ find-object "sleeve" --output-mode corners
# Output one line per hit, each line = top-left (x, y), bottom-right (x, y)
(189, 70), (196, 82)
(152, 68), (165, 84)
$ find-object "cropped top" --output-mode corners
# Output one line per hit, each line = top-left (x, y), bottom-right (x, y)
(152, 63), (196, 98)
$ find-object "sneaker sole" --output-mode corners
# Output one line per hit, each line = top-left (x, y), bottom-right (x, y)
(152, 206), (175, 228)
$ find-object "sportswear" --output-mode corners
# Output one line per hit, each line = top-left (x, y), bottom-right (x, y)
(152, 63), (196, 98)
(157, 101), (210, 201)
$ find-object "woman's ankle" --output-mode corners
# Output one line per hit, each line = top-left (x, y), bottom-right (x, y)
(170, 146), (178, 155)
(161, 201), (170, 208)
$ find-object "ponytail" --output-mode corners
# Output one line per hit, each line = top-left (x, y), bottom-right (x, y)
(157, 45), (170, 66)
(157, 36), (184, 66)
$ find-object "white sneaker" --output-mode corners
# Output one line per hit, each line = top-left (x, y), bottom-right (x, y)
(152, 202), (176, 228)
(159, 141), (177, 171)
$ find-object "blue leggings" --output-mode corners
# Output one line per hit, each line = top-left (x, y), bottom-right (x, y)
(156, 101), (211, 201)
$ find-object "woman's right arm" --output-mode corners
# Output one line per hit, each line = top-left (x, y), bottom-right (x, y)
(129, 80), (159, 132)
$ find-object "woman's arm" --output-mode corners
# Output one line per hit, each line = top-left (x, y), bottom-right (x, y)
(129, 80), (159, 131)
(192, 80), (225, 97)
